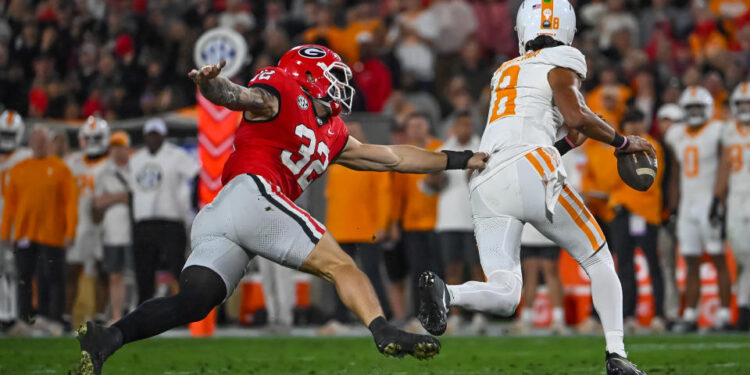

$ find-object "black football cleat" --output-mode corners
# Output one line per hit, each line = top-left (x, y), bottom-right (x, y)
(76, 321), (122, 375)
(373, 324), (441, 360)
(606, 352), (646, 375)
(418, 271), (450, 336)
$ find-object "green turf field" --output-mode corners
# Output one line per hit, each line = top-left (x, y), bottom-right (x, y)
(0, 334), (748, 374)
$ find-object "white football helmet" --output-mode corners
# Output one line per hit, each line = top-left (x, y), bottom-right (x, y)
(79, 116), (110, 156)
(0, 110), (24, 153)
(678, 86), (714, 127)
(730, 82), (750, 123)
(516, 0), (577, 55)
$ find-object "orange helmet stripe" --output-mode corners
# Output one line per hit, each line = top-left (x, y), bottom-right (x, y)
(541, 0), (555, 29)
(6, 111), (13, 127)
(743, 82), (749, 95)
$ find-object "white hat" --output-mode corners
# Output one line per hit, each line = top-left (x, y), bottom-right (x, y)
(656, 103), (684, 121)
(143, 118), (167, 135)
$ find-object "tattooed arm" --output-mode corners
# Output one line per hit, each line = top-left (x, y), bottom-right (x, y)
(188, 60), (279, 119)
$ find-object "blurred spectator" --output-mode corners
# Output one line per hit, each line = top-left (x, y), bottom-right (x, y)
(473, 0), (517, 59)
(654, 103), (685, 324)
(1, 126), (77, 335)
(219, 0), (256, 33)
(422, 112), (485, 334)
(130, 119), (198, 303)
(321, 122), (392, 333)
(390, 113), (442, 329)
(608, 109), (666, 334)
(599, 0), (639, 52)
(352, 32), (393, 112)
(94, 131), (133, 325)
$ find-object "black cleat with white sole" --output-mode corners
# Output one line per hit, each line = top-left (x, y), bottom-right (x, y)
(75, 321), (122, 375)
(372, 324), (441, 360)
(606, 352), (646, 375)
(418, 271), (450, 336)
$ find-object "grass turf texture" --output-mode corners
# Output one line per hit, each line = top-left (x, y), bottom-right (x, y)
(1, 334), (748, 374)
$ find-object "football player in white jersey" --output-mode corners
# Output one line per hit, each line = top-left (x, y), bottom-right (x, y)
(66, 116), (111, 321)
(0, 110), (32, 322)
(665, 86), (732, 332)
(417, 0), (653, 373)
(714, 82), (750, 331)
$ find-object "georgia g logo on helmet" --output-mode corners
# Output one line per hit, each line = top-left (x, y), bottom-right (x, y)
(298, 47), (327, 59)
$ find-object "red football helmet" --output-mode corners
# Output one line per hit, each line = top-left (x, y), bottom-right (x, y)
(277, 45), (354, 116)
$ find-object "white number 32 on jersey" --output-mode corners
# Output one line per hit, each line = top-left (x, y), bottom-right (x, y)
(281, 124), (330, 190)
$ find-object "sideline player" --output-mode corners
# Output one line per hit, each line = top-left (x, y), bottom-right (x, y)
(66, 117), (111, 326)
(666, 86), (732, 332)
(417, 1), (653, 374)
(0, 110), (31, 324)
(715, 82), (750, 331)
(76, 45), (488, 374)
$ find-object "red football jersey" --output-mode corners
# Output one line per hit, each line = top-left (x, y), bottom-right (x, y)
(222, 67), (350, 201)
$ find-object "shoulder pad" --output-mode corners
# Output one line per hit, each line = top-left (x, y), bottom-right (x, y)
(539, 46), (587, 78)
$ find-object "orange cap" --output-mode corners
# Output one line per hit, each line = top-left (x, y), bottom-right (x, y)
(110, 130), (130, 147)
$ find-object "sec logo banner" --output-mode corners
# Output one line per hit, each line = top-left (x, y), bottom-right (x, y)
(193, 28), (248, 78)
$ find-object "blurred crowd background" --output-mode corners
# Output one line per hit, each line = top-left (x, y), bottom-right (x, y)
(0, 0), (749, 337)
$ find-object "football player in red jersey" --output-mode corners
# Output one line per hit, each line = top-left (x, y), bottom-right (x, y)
(76, 45), (488, 374)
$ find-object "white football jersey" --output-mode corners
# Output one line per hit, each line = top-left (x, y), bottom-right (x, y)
(0, 148), (32, 224)
(66, 152), (109, 249)
(473, 46), (587, 188)
(664, 121), (723, 216)
(722, 121), (750, 197)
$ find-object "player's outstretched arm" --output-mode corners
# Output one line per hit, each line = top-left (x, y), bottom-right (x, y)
(549, 67), (655, 157)
(335, 136), (488, 173)
(188, 60), (278, 117)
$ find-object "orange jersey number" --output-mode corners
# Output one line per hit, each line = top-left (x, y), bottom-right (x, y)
(729, 145), (743, 173)
(76, 175), (96, 196)
(489, 65), (521, 123)
(683, 146), (700, 178)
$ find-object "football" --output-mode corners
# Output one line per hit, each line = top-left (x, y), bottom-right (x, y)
(617, 151), (658, 191)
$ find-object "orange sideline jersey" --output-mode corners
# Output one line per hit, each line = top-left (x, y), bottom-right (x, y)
(325, 164), (391, 243)
(391, 139), (442, 232)
(581, 139), (619, 222)
(1, 156), (77, 247)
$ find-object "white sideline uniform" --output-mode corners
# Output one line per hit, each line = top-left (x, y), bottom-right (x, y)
(0, 148), (32, 321)
(469, 46), (606, 281)
(664, 121), (723, 256)
(186, 174), (325, 298)
(66, 152), (108, 265)
(722, 121), (750, 253)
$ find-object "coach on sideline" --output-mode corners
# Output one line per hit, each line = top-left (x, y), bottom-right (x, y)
(130, 118), (199, 303)
(1, 126), (77, 334)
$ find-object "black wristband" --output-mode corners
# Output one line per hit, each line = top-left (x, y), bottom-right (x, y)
(610, 133), (627, 149)
(554, 138), (574, 156)
(442, 150), (474, 170)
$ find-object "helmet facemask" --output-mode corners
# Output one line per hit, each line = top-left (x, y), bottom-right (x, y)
(319, 61), (354, 115)
(735, 101), (750, 124)
(0, 130), (19, 153)
(684, 104), (708, 127)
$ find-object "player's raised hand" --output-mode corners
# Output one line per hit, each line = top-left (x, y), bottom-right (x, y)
(188, 60), (226, 85)
(467, 152), (489, 170)
(616, 135), (657, 158)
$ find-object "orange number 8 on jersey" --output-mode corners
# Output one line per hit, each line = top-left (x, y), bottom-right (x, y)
(683, 146), (699, 178)
(489, 65), (520, 123)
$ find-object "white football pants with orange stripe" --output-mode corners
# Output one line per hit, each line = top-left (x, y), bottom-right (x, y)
(447, 147), (626, 355)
